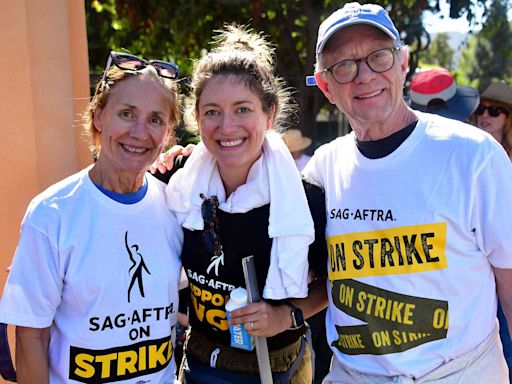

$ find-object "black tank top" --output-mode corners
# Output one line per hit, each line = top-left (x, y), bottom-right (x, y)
(181, 181), (327, 350)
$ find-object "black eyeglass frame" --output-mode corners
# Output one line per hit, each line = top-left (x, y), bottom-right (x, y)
(475, 104), (510, 117)
(322, 46), (402, 85)
(200, 193), (222, 257)
(99, 51), (180, 92)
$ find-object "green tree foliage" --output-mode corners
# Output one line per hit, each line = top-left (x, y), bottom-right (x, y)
(454, 34), (479, 87)
(457, 0), (512, 91)
(86, 0), (482, 137)
(419, 32), (455, 69)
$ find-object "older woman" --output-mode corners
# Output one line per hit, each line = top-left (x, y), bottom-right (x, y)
(474, 81), (512, 159)
(0, 52), (183, 383)
(165, 26), (328, 384)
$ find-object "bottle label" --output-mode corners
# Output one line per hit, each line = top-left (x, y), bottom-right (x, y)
(226, 311), (255, 351)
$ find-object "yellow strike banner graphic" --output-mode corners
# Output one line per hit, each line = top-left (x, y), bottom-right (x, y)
(327, 222), (448, 279)
(331, 279), (449, 355)
(69, 335), (173, 383)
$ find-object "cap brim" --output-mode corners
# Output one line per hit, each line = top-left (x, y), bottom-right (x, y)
(409, 87), (480, 121)
(317, 19), (397, 53)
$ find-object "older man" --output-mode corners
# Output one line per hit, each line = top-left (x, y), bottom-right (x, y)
(303, 2), (512, 383)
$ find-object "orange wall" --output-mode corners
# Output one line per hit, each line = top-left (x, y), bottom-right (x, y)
(0, 1), (90, 378)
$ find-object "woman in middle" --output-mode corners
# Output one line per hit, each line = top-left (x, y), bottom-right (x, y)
(165, 25), (328, 383)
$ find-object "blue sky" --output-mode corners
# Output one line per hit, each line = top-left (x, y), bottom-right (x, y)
(422, 0), (485, 33)
(423, 0), (512, 33)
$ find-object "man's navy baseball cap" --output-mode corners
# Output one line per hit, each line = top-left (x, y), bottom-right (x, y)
(316, 2), (401, 54)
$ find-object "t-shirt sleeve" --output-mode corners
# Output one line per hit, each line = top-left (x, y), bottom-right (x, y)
(302, 149), (325, 188)
(303, 180), (328, 279)
(472, 147), (512, 268)
(0, 223), (63, 328)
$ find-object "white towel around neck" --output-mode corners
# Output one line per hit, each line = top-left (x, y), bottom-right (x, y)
(166, 131), (314, 299)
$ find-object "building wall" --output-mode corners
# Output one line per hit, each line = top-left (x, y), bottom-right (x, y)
(0, 1), (90, 376)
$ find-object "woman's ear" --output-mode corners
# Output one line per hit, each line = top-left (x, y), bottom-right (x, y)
(266, 106), (276, 131)
(164, 125), (175, 147)
(93, 109), (103, 132)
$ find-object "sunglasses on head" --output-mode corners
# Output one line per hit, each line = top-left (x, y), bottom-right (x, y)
(475, 104), (509, 117)
(99, 51), (180, 91)
(200, 193), (222, 256)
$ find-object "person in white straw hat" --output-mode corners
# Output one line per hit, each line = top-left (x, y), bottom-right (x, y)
(474, 81), (512, 159)
(303, 2), (512, 383)
(281, 129), (313, 171)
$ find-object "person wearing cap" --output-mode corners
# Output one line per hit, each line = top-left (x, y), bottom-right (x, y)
(474, 81), (512, 159)
(281, 129), (313, 171)
(303, 2), (512, 383)
(409, 67), (480, 122)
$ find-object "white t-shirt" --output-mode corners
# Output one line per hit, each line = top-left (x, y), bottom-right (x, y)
(0, 168), (183, 384)
(295, 153), (312, 172)
(303, 113), (512, 378)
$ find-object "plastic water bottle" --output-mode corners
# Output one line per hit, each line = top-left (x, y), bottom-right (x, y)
(225, 287), (255, 351)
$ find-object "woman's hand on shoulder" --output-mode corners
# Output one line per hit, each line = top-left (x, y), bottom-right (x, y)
(149, 144), (195, 174)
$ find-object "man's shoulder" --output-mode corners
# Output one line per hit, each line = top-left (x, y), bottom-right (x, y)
(419, 113), (504, 162)
(314, 132), (355, 156)
(420, 113), (494, 144)
(303, 133), (354, 183)
(421, 113), (485, 141)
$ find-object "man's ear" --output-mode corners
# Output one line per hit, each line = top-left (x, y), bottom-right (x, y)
(399, 46), (409, 83)
(315, 72), (336, 105)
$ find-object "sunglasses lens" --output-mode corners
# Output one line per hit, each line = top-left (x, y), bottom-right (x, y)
(114, 54), (145, 71)
(201, 195), (219, 223)
(200, 194), (221, 255)
(108, 53), (180, 81)
(488, 106), (502, 117)
(152, 61), (179, 79)
(201, 201), (214, 223)
(476, 105), (508, 117)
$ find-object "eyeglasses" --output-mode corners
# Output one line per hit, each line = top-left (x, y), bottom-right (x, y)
(200, 193), (222, 256)
(475, 104), (509, 117)
(322, 47), (401, 84)
(99, 51), (180, 90)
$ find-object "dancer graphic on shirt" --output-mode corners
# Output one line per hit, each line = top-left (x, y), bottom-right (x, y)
(126, 231), (151, 303)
